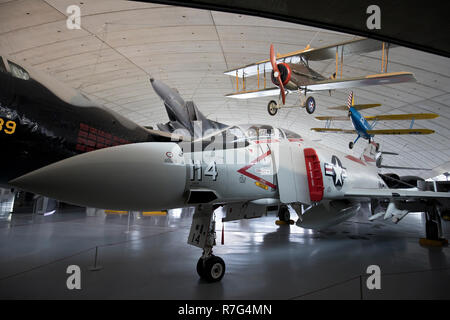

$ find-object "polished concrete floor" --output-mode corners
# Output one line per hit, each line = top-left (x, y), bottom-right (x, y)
(0, 206), (449, 299)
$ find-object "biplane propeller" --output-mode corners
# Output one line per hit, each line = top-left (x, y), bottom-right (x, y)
(311, 91), (439, 149)
(224, 38), (416, 116)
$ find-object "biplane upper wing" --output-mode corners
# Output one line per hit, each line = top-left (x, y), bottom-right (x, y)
(310, 128), (356, 134)
(328, 104), (382, 111)
(315, 116), (350, 121)
(224, 37), (387, 78)
(364, 113), (439, 121)
(366, 129), (435, 135)
(305, 72), (415, 91)
(301, 37), (387, 61)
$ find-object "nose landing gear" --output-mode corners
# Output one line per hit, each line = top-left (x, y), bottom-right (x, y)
(189, 205), (226, 282)
(197, 255), (226, 282)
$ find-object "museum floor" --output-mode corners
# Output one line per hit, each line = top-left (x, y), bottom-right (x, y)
(0, 207), (449, 299)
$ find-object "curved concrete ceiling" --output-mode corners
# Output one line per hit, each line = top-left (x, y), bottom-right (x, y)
(0, 0), (449, 178)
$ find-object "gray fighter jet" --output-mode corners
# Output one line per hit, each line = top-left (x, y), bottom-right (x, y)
(150, 78), (227, 138)
(10, 79), (450, 283)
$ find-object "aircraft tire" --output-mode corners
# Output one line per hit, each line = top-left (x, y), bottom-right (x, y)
(349, 142), (354, 149)
(203, 256), (226, 282)
(267, 100), (278, 116)
(278, 205), (290, 222)
(196, 257), (207, 279)
(305, 96), (316, 114)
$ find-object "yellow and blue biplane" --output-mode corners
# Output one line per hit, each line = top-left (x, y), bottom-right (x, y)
(311, 91), (439, 149)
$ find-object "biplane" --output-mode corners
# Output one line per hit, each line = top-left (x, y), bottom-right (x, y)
(224, 38), (416, 116)
(311, 91), (439, 149)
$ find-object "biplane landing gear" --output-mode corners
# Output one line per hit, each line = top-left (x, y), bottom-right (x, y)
(267, 100), (278, 116)
(305, 96), (316, 114)
(189, 205), (226, 282)
(349, 135), (361, 149)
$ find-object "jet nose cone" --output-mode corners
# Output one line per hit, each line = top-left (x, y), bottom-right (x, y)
(10, 143), (187, 211)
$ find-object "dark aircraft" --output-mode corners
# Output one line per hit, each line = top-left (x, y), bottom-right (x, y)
(0, 55), (177, 186)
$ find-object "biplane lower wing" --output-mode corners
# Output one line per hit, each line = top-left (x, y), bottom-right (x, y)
(225, 87), (281, 99)
(305, 72), (415, 91)
(315, 116), (350, 121)
(364, 113), (439, 121)
(366, 129), (435, 135)
(317, 113), (439, 122)
(311, 128), (356, 134)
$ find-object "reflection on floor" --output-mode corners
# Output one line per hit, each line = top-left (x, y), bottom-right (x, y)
(0, 207), (449, 299)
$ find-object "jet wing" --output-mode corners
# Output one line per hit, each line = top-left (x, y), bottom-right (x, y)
(310, 128), (356, 134)
(366, 129), (435, 135)
(224, 38), (387, 78)
(305, 72), (416, 91)
(345, 188), (450, 202)
(364, 113), (439, 121)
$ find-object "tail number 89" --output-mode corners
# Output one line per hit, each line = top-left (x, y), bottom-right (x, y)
(0, 118), (16, 135)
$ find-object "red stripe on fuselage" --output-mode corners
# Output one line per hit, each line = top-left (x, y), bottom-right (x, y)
(345, 155), (366, 166)
(237, 150), (277, 189)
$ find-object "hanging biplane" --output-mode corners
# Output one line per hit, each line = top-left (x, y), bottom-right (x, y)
(311, 91), (439, 149)
(224, 38), (416, 116)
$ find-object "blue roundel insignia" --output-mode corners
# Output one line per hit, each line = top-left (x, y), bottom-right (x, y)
(324, 155), (347, 188)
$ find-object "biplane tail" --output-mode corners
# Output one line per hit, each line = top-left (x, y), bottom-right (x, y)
(347, 91), (354, 109)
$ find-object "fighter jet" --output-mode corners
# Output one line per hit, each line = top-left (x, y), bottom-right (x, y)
(150, 78), (227, 138)
(9, 78), (450, 282)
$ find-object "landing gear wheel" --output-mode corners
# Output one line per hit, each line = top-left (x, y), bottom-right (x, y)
(349, 142), (354, 149)
(196, 257), (206, 279)
(198, 256), (225, 282)
(305, 96), (316, 114)
(278, 205), (290, 222)
(267, 100), (278, 116)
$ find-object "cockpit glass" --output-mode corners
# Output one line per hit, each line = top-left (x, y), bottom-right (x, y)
(245, 125), (276, 140)
(0, 57), (6, 73)
(282, 128), (302, 139)
(8, 61), (30, 80)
